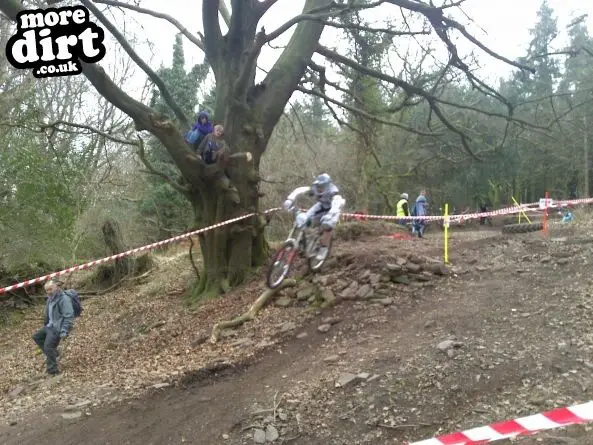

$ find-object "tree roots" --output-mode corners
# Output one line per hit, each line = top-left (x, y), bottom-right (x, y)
(210, 279), (297, 342)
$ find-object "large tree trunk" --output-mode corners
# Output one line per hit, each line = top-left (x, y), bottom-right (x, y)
(187, 0), (330, 298)
(0, 0), (329, 298)
(190, 139), (269, 298)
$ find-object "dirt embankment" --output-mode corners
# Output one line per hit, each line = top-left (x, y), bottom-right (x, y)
(1, 221), (592, 445)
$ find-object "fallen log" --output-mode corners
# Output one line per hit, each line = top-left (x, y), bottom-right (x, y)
(211, 279), (296, 342)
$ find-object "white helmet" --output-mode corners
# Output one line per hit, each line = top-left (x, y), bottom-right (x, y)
(401, 193), (409, 200)
(312, 173), (331, 196)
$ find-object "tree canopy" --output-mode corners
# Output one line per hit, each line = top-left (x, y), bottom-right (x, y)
(0, 0), (591, 296)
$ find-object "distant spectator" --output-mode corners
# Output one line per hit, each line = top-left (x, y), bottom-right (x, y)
(32, 280), (74, 376)
(562, 205), (575, 223)
(396, 193), (410, 226)
(479, 201), (489, 225)
(412, 190), (428, 238)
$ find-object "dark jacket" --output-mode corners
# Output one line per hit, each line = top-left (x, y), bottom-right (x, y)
(43, 291), (74, 337)
(198, 133), (231, 167)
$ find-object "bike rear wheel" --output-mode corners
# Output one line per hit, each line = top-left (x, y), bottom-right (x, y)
(266, 241), (298, 289)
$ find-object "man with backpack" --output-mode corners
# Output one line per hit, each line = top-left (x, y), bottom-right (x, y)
(32, 280), (81, 376)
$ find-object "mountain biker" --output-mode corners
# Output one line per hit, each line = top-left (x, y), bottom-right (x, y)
(283, 173), (346, 261)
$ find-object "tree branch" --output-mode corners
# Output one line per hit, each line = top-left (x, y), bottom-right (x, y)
(0, 118), (136, 147)
(427, 99), (477, 159)
(314, 44), (549, 158)
(306, 61), (419, 116)
(73, 60), (203, 184)
(296, 85), (437, 139)
(257, 0), (334, 136)
(81, 0), (190, 129)
(261, 0), (385, 45)
(256, 0), (280, 18)
(218, 0), (231, 28)
(233, 30), (266, 99)
(323, 98), (360, 134)
(188, 236), (201, 279)
(211, 279), (297, 342)
(316, 44), (429, 97)
(136, 136), (191, 196)
(41, 119), (137, 145)
(314, 19), (430, 36)
(202, 0), (224, 72)
(287, 102), (321, 162)
(93, 0), (204, 51)
(384, 0), (534, 73)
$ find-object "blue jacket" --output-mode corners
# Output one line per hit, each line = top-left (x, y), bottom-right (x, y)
(415, 194), (428, 216)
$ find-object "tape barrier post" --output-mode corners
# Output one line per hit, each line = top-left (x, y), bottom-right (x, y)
(443, 203), (449, 264)
(406, 400), (593, 445)
(512, 196), (531, 224)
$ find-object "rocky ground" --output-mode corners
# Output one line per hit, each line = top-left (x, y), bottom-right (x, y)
(1, 218), (593, 445)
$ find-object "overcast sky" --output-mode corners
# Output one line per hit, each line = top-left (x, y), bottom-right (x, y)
(100, 0), (593, 107)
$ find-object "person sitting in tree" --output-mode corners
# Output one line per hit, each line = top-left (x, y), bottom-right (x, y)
(197, 124), (252, 203)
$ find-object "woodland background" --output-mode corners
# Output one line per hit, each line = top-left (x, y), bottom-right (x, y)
(0, 0), (591, 278)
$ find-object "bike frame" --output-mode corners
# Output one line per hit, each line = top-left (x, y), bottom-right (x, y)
(266, 207), (328, 289)
(284, 208), (320, 261)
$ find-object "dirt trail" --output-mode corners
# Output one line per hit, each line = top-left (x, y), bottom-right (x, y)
(2, 222), (593, 445)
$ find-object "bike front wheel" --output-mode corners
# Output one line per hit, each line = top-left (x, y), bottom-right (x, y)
(266, 241), (298, 289)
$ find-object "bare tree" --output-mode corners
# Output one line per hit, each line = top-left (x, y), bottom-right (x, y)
(0, 0), (538, 297)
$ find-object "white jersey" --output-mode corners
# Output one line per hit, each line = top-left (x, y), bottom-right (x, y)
(286, 183), (345, 216)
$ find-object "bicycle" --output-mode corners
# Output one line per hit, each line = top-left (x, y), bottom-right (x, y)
(265, 207), (332, 289)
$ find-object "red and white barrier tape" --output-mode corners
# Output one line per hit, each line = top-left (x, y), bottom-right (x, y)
(408, 401), (593, 445)
(3, 196), (592, 296)
(343, 197), (593, 223)
(0, 208), (281, 295)
(342, 204), (532, 222)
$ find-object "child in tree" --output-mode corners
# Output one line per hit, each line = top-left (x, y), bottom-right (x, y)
(197, 124), (252, 203)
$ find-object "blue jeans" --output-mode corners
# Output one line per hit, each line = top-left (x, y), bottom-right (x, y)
(413, 221), (425, 237)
